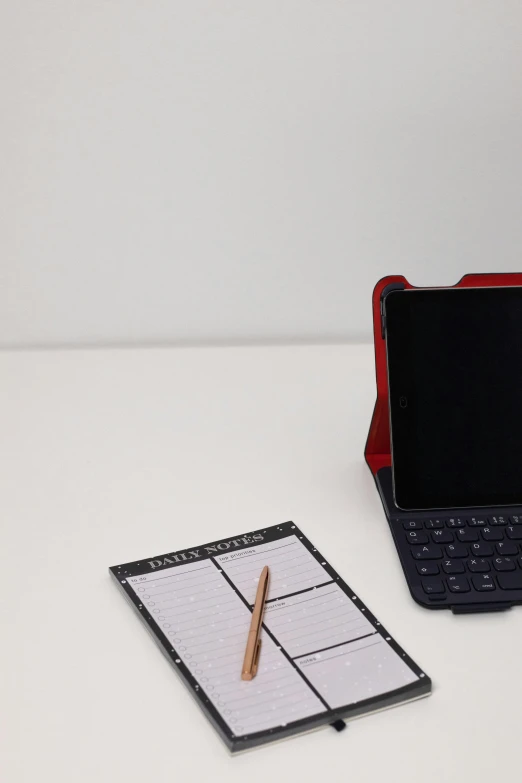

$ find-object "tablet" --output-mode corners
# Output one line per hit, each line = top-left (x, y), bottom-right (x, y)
(384, 285), (522, 510)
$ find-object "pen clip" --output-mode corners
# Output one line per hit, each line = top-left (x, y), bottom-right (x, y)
(252, 638), (261, 677)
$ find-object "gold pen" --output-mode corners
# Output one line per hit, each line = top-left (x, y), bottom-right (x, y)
(241, 565), (270, 680)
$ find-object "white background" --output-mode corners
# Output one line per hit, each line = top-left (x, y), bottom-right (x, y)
(2, 344), (521, 782)
(2, 1), (522, 347)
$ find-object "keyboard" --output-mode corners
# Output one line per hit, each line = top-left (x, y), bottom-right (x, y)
(393, 514), (522, 611)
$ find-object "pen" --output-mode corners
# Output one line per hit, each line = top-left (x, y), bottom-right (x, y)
(241, 565), (270, 680)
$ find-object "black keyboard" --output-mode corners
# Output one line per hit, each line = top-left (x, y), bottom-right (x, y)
(393, 514), (522, 611)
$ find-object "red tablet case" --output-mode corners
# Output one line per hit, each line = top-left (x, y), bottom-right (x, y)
(365, 274), (522, 612)
(365, 273), (522, 478)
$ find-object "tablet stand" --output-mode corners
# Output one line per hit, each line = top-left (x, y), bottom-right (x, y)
(365, 273), (522, 612)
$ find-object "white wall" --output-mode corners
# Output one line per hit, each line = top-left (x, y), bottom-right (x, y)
(2, 1), (522, 347)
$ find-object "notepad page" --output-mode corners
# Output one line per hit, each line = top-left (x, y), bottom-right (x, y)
(215, 535), (419, 704)
(113, 521), (429, 751)
(294, 634), (419, 708)
(214, 535), (331, 604)
(263, 583), (375, 658)
(126, 559), (326, 736)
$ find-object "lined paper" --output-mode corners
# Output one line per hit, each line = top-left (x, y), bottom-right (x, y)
(213, 535), (419, 713)
(215, 535), (330, 604)
(263, 583), (375, 658)
(294, 634), (420, 708)
(126, 559), (326, 736)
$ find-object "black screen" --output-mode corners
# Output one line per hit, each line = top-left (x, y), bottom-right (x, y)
(385, 286), (522, 510)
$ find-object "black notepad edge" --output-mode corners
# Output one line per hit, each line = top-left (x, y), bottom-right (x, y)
(109, 521), (432, 752)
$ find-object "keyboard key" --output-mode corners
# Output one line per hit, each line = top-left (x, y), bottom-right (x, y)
(412, 545), (443, 560)
(472, 574), (495, 591)
(431, 529), (454, 544)
(471, 542), (494, 557)
(445, 543), (468, 558)
(447, 575), (470, 593)
(442, 559), (465, 574)
(446, 517), (465, 528)
(406, 530), (428, 544)
(468, 516), (487, 526)
(416, 562), (439, 576)
(496, 541), (518, 556)
(497, 572), (522, 590)
(506, 526), (522, 540)
(493, 557), (516, 572)
(422, 578), (445, 595)
(481, 527), (504, 541)
(467, 557), (490, 572)
(426, 519), (444, 529)
(456, 528), (479, 542)
(510, 515), (522, 525)
(488, 515), (507, 525)
(403, 520), (423, 530)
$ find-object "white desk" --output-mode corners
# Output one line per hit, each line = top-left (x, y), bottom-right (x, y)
(2, 344), (520, 782)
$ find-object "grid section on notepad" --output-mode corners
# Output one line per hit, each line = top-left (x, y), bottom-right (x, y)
(126, 560), (325, 736)
(215, 536), (330, 604)
(263, 583), (375, 658)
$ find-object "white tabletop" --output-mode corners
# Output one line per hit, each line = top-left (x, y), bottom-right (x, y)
(2, 344), (520, 783)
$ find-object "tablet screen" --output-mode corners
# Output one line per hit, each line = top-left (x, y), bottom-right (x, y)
(385, 286), (522, 510)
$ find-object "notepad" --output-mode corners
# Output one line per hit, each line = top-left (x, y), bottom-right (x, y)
(110, 522), (430, 752)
